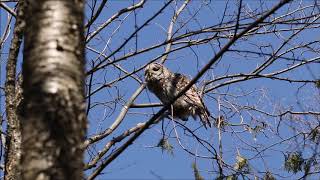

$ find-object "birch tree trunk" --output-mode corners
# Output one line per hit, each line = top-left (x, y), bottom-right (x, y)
(21, 0), (86, 179)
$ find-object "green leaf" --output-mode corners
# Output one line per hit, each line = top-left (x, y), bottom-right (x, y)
(284, 152), (304, 173)
(234, 154), (248, 171)
(315, 80), (320, 89)
(264, 171), (276, 180)
(192, 162), (204, 180)
(157, 138), (174, 155)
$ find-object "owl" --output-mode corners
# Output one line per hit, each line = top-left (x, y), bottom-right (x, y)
(144, 62), (211, 128)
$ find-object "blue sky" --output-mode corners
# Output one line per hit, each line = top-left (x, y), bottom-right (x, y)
(82, 1), (319, 179)
(1, 0), (320, 179)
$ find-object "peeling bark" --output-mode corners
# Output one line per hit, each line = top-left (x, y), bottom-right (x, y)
(21, 0), (86, 179)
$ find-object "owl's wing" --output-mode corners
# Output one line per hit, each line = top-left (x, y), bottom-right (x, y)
(173, 73), (211, 128)
(173, 73), (200, 104)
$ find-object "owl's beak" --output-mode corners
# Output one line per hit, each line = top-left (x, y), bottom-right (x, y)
(144, 66), (150, 76)
(144, 69), (149, 77)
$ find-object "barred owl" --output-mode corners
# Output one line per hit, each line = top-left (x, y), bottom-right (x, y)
(144, 63), (211, 128)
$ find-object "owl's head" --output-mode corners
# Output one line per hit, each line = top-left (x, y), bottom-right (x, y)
(144, 63), (171, 82)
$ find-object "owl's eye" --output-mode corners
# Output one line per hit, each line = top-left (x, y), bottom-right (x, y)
(152, 66), (160, 71)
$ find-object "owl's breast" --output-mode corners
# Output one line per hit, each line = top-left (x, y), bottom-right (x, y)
(146, 78), (173, 104)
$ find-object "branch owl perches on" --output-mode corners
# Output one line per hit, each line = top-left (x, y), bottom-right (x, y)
(144, 63), (211, 128)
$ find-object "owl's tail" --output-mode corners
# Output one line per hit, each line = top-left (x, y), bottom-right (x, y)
(199, 108), (212, 129)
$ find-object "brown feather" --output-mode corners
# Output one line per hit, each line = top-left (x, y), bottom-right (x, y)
(145, 63), (211, 128)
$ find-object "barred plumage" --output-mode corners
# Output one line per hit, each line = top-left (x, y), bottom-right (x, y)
(144, 63), (211, 128)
